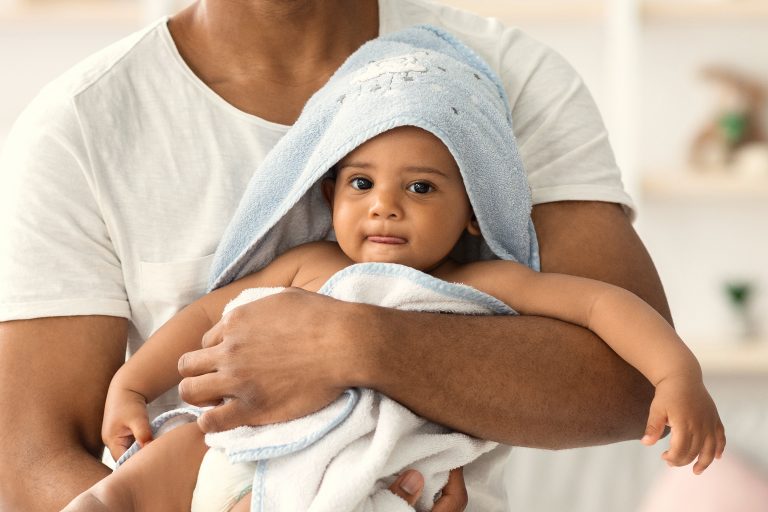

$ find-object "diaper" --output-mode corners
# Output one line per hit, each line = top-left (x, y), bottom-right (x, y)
(191, 448), (256, 512)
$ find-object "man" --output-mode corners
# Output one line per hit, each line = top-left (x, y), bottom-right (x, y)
(0, 1), (665, 510)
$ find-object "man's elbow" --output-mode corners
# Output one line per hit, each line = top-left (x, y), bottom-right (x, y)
(0, 449), (44, 510)
(615, 367), (657, 442)
(0, 437), (107, 511)
(569, 362), (657, 448)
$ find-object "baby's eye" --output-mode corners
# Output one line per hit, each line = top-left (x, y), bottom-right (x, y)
(350, 177), (373, 190)
(407, 182), (434, 194)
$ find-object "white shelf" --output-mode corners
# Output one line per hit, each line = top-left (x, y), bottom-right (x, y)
(7, 0), (768, 25)
(691, 340), (768, 374)
(641, 171), (768, 200)
(0, 0), (141, 24)
(438, 0), (604, 22)
(442, 0), (768, 23)
(643, 0), (768, 21)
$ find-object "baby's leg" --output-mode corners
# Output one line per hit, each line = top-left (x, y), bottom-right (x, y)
(64, 422), (208, 512)
(114, 421), (208, 511)
(230, 492), (252, 512)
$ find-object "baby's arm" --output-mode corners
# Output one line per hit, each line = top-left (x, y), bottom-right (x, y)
(102, 297), (220, 458)
(102, 245), (311, 459)
(452, 260), (725, 473)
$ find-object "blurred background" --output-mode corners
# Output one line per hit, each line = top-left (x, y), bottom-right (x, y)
(1, 0), (766, 510)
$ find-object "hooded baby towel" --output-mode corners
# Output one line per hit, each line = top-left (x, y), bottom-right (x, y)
(208, 24), (539, 292)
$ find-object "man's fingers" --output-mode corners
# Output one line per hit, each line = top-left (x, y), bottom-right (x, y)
(432, 467), (468, 511)
(387, 470), (424, 506)
(197, 399), (244, 433)
(201, 319), (225, 349)
(178, 371), (229, 406)
(177, 345), (220, 378)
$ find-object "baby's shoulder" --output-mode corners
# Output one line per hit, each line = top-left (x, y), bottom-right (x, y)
(284, 240), (346, 261)
(438, 258), (521, 277)
(287, 241), (354, 291)
(435, 259), (532, 290)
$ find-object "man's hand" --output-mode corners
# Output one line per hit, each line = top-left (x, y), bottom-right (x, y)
(177, 288), (358, 432)
(389, 468), (468, 511)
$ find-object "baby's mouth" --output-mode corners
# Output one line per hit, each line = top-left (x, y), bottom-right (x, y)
(366, 235), (407, 244)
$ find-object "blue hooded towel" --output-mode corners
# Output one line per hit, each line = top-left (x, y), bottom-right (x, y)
(208, 24), (539, 291)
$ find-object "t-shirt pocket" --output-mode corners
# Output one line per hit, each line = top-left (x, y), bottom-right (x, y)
(135, 254), (215, 340)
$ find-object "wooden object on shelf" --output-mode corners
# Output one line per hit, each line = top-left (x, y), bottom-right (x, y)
(641, 171), (768, 200)
(691, 340), (768, 375)
(6, 0), (768, 24)
(439, 0), (768, 23)
(437, 0), (604, 23)
(643, 0), (768, 21)
(689, 67), (767, 172)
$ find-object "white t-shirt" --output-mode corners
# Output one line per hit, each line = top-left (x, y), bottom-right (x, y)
(0, 0), (633, 509)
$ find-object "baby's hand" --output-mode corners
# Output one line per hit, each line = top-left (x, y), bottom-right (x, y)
(102, 386), (153, 461)
(641, 375), (726, 474)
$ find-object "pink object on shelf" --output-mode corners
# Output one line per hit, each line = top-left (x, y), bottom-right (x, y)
(638, 453), (768, 512)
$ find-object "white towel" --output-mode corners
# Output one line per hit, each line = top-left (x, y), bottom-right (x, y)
(201, 262), (516, 512)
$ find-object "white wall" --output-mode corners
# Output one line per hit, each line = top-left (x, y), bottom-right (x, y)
(0, 20), (140, 142)
(635, 20), (768, 343)
(518, 19), (768, 345)
(496, 16), (768, 511)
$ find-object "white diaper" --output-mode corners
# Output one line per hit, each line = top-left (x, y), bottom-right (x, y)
(191, 448), (256, 512)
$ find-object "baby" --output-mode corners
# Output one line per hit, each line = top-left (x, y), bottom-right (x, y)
(64, 26), (724, 512)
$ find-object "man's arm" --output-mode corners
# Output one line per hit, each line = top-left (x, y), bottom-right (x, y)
(362, 201), (667, 447)
(0, 315), (128, 511)
(179, 200), (665, 449)
(356, 201), (664, 448)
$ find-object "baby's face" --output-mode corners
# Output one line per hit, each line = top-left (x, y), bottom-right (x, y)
(324, 126), (478, 272)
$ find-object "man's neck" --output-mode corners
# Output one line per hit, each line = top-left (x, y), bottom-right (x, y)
(169, 0), (380, 86)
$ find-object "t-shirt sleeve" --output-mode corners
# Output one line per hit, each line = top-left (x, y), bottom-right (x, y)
(0, 88), (130, 321)
(497, 30), (636, 218)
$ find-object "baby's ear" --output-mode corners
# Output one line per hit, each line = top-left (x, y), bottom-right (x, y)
(321, 178), (336, 208)
(466, 214), (481, 236)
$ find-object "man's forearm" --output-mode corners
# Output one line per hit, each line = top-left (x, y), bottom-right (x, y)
(0, 315), (128, 511)
(347, 202), (668, 449)
(354, 306), (653, 449)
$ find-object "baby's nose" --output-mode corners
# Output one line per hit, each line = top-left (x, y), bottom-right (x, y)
(369, 190), (403, 219)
